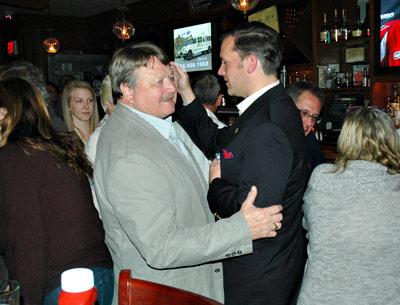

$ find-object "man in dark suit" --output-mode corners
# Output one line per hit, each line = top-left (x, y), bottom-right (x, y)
(173, 22), (308, 305)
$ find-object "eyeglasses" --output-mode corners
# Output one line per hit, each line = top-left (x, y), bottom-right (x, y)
(298, 108), (321, 124)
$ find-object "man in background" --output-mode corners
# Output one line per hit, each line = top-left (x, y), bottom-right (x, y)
(192, 73), (226, 128)
(0, 61), (67, 132)
(287, 81), (325, 171)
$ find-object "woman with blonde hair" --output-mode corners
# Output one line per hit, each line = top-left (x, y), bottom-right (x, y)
(297, 107), (400, 305)
(61, 80), (99, 143)
(85, 75), (115, 163)
(0, 78), (113, 305)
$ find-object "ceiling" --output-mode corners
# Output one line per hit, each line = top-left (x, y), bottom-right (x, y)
(0, 0), (143, 18)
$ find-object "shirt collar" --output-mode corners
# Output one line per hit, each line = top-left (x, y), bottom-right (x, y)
(236, 80), (280, 116)
(121, 103), (173, 140)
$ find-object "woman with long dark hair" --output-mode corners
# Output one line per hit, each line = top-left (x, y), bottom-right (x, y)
(0, 78), (113, 305)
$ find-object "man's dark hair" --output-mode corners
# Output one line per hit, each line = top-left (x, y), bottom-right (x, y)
(287, 81), (325, 106)
(222, 22), (282, 76)
(192, 73), (221, 105)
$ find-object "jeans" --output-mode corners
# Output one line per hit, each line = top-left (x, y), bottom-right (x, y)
(44, 267), (114, 305)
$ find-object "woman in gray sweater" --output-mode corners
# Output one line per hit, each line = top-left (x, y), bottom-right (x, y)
(297, 107), (400, 305)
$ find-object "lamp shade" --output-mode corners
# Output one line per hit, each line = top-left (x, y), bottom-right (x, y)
(229, 0), (259, 16)
(113, 20), (135, 40)
(43, 37), (60, 54)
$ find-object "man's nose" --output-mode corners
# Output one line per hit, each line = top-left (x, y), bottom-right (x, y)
(217, 65), (224, 76)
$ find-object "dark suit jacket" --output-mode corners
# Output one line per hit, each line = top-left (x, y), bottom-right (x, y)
(178, 84), (309, 305)
(306, 133), (325, 171)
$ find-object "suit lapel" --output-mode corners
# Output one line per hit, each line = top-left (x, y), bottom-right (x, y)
(219, 87), (275, 148)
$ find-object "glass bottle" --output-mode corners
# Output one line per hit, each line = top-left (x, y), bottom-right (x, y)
(393, 84), (399, 102)
(340, 9), (350, 41)
(280, 65), (287, 88)
(362, 67), (369, 87)
(343, 72), (350, 88)
(351, 6), (363, 38)
(320, 13), (331, 43)
(363, 3), (370, 37)
(331, 8), (340, 42)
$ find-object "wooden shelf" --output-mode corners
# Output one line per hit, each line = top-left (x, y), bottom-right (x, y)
(317, 36), (370, 48)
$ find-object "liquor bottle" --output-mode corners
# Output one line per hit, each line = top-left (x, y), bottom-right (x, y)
(280, 65), (287, 88)
(295, 71), (300, 82)
(343, 72), (351, 88)
(363, 3), (370, 37)
(393, 84), (399, 103)
(362, 67), (369, 87)
(320, 13), (331, 43)
(340, 9), (350, 41)
(331, 9), (340, 42)
(351, 6), (363, 38)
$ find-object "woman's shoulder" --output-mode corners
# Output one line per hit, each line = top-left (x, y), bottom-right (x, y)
(0, 140), (61, 165)
(311, 163), (336, 177)
(307, 163), (337, 187)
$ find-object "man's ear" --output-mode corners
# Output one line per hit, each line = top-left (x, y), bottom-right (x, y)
(244, 54), (258, 74)
(120, 82), (133, 100)
(214, 94), (223, 107)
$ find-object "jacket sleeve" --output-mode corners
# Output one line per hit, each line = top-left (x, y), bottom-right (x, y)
(208, 122), (293, 218)
(105, 153), (252, 269)
(177, 100), (229, 159)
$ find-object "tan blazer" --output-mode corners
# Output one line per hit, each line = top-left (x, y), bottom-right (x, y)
(93, 104), (252, 305)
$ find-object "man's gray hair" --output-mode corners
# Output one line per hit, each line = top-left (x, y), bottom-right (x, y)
(193, 73), (221, 106)
(109, 42), (170, 98)
(286, 81), (325, 106)
(0, 61), (48, 102)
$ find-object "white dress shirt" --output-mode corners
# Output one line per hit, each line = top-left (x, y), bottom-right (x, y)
(236, 80), (280, 116)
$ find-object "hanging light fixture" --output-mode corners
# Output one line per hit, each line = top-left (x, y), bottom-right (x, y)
(229, 0), (260, 17)
(42, 2), (60, 54)
(113, 0), (135, 41)
(43, 31), (60, 54)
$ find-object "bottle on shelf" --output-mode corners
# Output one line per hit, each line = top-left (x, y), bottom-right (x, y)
(295, 71), (300, 82)
(393, 84), (399, 103)
(59, 268), (97, 305)
(280, 65), (287, 88)
(320, 12), (331, 44)
(340, 9), (350, 41)
(342, 72), (351, 88)
(351, 5), (363, 38)
(331, 8), (340, 42)
(363, 3), (370, 37)
(362, 67), (369, 87)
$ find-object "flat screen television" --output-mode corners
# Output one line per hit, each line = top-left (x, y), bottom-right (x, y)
(173, 22), (212, 73)
(375, 0), (400, 70)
